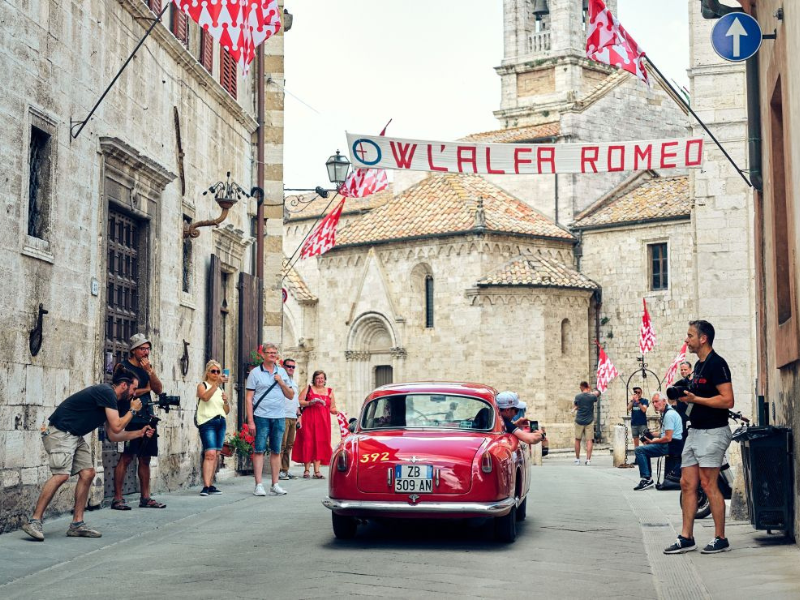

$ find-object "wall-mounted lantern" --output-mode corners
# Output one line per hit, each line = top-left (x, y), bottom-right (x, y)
(183, 172), (250, 239)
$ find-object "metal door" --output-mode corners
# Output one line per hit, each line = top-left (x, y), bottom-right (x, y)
(101, 208), (143, 498)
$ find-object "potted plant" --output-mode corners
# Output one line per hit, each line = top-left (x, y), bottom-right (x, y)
(225, 423), (255, 473)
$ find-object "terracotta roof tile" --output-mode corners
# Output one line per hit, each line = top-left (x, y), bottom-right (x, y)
(478, 254), (598, 290)
(284, 187), (392, 222)
(573, 175), (691, 229)
(461, 122), (560, 143)
(281, 259), (316, 303)
(335, 173), (574, 247)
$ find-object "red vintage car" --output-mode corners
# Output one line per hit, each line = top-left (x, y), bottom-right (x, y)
(322, 382), (532, 542)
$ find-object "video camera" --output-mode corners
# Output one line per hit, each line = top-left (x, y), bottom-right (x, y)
(156, 392), (180, 413)
(666, 385), (690, 401)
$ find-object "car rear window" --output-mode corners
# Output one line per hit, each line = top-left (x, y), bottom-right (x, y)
(360, 394), (494, 431)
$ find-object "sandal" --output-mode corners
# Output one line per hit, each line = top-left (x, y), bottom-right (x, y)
(139, 497), (167, 509)
(313, 473), (325, 479)
(111, 499), (131, 511)
(303, 470), (310, 479)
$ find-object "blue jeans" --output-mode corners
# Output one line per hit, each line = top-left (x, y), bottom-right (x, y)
(253, 416), (285, 455)
(198, 416), (226, 451)
(635, 442), (669, 479)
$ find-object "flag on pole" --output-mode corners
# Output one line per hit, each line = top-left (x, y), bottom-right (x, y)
(336, 411), (350, 438)
(586, 0), (650, 86)
(639, 299), (656, 354)
(172, 0), (282, 75)
(663, 343), (688, 387)
(595, 342), (619, 393)
(340, 121), (391, 198)
(299, 198), (346, 259)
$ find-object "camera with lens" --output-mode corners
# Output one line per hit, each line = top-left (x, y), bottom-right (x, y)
(666, 385), (690, 401)
(639, 430), (655, 444)
(156, 392), (181, 413)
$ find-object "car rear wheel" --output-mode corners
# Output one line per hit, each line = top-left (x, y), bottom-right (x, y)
(332, 513), (358, 540)
(516, 497), (527, 522)
(495, 505), (517, 543)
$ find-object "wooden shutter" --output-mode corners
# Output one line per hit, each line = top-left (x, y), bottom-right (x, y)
(172, 5), (188, 46)
(220, 48), (237, 99)
(148, 0), (161, 12)
(237, 272), (260, 427)
(207, 254), (223, 363)
(200, 29), (214, 73)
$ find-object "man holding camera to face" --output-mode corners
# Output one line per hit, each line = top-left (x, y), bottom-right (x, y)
(632, 393), (682, 491)
(22, 366), (155, 541)
(664, 320), (734, 555)
(628, 387), (649, 448)
(112, 333), (166, 510)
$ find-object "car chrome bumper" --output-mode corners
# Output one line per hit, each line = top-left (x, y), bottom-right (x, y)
(322, 496), (516, 515)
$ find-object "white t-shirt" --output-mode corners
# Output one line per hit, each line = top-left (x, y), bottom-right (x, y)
(245, 363), (292, 419)
(285, 376), (300, 419)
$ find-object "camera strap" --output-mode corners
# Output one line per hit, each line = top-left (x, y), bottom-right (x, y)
(252, 380), (279, 413)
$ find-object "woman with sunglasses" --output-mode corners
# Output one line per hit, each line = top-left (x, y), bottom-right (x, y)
(196, 360), (230, 496)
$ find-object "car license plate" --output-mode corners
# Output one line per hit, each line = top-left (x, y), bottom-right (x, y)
(394, 464), (433, 493)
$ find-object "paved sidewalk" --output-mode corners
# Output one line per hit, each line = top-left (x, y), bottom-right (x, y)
(0, 454), (797, 599)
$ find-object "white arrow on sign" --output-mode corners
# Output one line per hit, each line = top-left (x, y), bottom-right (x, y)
(726, 17), (748, 58)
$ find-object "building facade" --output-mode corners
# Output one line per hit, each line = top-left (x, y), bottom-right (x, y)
(0, 0), (285, 531)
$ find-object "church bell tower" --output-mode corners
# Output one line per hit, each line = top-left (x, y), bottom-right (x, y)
(495, 0), (618, 129)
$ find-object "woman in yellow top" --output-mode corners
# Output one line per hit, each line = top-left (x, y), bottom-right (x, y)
(197, 360), (230, 496)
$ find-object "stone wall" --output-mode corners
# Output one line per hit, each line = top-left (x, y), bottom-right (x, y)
(0, 0), (284, 532)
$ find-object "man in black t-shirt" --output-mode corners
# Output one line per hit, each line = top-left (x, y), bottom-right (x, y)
(664, 320), (734, 556)
(21, 366), (154, 542)
(113, 333), (166, 510)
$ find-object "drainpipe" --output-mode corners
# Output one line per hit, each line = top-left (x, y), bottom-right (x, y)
(554, 173), (559, 226)
(256, 44), (265, 344)
(746, 55), (763, 192)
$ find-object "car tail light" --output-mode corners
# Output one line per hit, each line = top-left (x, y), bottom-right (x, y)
(481, 451), (493, 473)
(336, 450), (348, 472)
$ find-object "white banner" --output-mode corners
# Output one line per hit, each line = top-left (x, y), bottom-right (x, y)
(346, 133), (704, 175)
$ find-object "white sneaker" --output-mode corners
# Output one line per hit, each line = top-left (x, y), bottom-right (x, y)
(278, 471), (289, 480)
(574, 459), (581, 465)
(253, 483), (267, 496)
(270, 483), (287, 496)
(585, 460), (592, 466)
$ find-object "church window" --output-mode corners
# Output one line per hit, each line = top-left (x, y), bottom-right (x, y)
(561, 319), (570, 354)
(27, 125), (52, 240)
(648, 243), (668, 291)
(425, 275), (434, 328)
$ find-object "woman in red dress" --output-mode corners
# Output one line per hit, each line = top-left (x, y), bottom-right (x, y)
(292, 370), (339, 478)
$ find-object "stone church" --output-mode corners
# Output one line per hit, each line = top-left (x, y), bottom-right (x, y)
(283, 0), (756, 448)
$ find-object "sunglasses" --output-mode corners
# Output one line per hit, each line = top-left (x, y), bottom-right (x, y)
(284, 365), (296, 369)
(210, 369), (221, 374)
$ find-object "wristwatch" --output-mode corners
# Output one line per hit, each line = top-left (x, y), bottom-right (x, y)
(130, 409), (139, 416)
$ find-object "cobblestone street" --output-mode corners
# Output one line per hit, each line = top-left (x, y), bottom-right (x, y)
(1, 454), (797, 599)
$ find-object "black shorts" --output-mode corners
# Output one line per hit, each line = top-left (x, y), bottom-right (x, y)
(122, 422), (159, 457)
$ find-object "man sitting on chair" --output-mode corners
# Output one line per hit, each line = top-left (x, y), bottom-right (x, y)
(633, 393), (683, 491)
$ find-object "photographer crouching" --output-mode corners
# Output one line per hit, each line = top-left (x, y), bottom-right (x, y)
(112, 334), (167, 510)
(21, 366), (154, 541)
(632, 393), (682, 491)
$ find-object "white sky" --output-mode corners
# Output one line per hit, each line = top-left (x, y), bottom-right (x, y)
(282, 0), (691, 190)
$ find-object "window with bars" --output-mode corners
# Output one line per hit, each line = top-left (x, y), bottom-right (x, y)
(200, 28), (214, 73)
(425, 275), (434, 328)
(182, 215), (193, 293)
(28, 126), (52, 239)
(171, 3), (188, 46)
(648, 243), (668, 291)
(220, 47), (237, 99)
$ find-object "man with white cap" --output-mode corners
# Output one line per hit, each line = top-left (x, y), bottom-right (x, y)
(496, 391), (545, 446)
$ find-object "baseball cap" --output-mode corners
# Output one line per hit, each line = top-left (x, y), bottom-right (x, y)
(496, 391), (520, 410)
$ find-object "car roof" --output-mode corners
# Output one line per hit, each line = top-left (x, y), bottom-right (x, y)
(366, 382), (497, 404)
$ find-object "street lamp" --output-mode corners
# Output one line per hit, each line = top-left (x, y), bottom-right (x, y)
(183, 172), (250, 238)
(325, 150), (351, 188)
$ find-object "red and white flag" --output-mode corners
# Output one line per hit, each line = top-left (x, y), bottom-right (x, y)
(663, 343), (688, 387)
(340, 120), (391, 198)
(639, 299), (656, 354)
(299, 198), (346, 259)
(596, 342), (619, 393)
(586, 0), (650, 86)
(172, 0), (282, 75)
(336, 412), (350, 438)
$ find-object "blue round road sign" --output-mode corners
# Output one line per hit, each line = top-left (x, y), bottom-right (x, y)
(711, 13), (762, 62)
